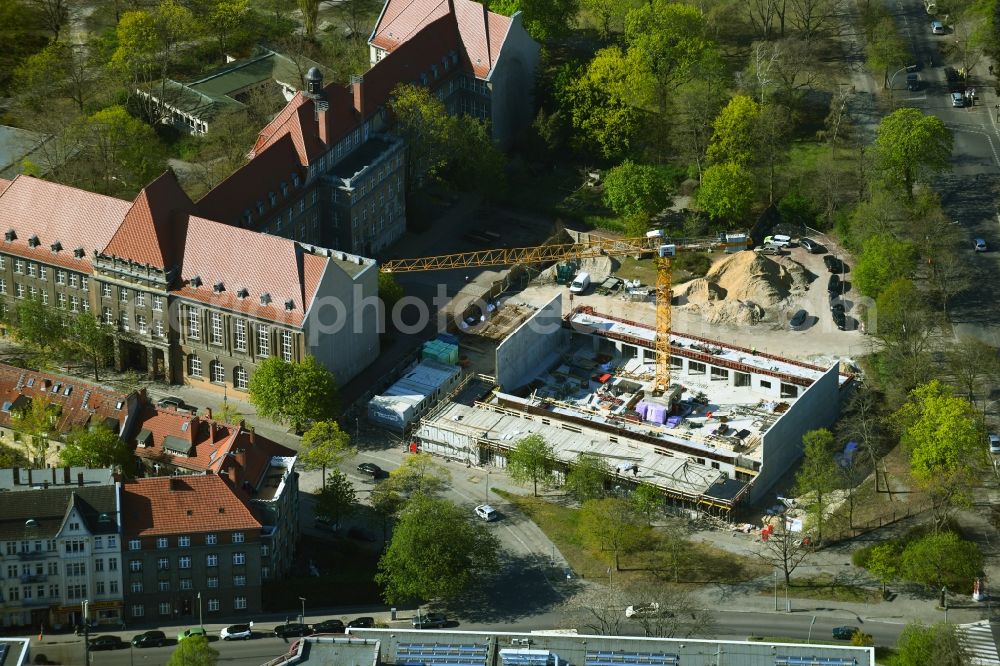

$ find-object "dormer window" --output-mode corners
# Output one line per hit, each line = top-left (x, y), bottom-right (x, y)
(284, 299), (294, 311)
(280, 181), (289, 196)
(442, 56), (449, 71)
(190, 276), (202, 288)
(420, 73), (428, 86)
(292, 173), (301, 188)
(4, 230), (14, 242)
(268, 192), (277, 206)
(237, 288), (248, 299)
(213, 281), (224, 294)
(241, 210), (252, 227)
(256, 201), (265, 215)
(451, 51), (458, 65)
(28, 235), (39, 248)
(259, 293), (271, 306)
(431, 64), (438, 79)
(74, 247), (85, 259)
(50, 241), (61, 253)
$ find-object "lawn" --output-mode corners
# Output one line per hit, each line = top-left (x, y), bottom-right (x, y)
(494, 490), (765, 585)
(779, 573), (882, 604)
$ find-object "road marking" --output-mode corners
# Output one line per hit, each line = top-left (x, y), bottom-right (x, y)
(956, 620), (1000, 665)
(945, 124), (1000, 168)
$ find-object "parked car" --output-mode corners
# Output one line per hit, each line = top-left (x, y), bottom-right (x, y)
(989, 433), (1000, 454)
(930, 20), (945, 33)
(347, 617), (375, 629)
(273, 623), (313, 638)
(357, 462), (383, 478)
(89, 635), (124, 651)
(311, 619), (346, 634)
(177, 627), (207, 642)
(823, 255), (845, 273)
(131, 631), (166, 648)
(799, 238), (825, 253)
(832, 625), (859, 640)
(831, 303), (847, 330)
(827, 274), (842, 295)
(952, 91), (966, 107)
(763, 234), (792, 248)
(975, 238), (988, 252)
(789, 309), (808, 330)
(906, 73), (921, 90)
(754, 244), (783, 255)
(412, 613), (448, 629)
(475, 504), (498, 521)
(625, 602), (660, 618)
(220, 623), (253, 640)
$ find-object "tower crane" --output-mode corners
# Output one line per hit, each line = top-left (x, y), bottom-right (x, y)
(381, 233), (750, 395)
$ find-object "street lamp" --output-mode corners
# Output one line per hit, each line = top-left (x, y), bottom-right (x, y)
(197, 592), (203, 630)
(299, 597), (306, 637)
(81, 599), (90, 665)
(807, 615), (817, 643)
(485, 470), (490, 503)
(773, 570), (778, 611)
(887, 65), (911, 109)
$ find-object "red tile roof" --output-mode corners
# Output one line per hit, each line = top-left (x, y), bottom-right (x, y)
(121, 475), (262, 537)
(0, 364), (128, 435)
(0, 179), (11, 195)
(249, 84), (358, 165)
(0, 176), (130, 272)
(102, 171), (194, 270)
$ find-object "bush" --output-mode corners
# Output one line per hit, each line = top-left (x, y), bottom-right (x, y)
(777, 191), (818, 227)
(672, 252), (712, 277)
(851, 544), (874, 568)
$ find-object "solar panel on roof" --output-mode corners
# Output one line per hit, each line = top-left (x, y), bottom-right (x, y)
(396, 642), (488, 666)
(585, 651), (679, 666)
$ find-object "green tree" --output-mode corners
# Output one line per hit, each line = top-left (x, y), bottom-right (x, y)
(370, 481), (405, 543)
(581, 0), (629, 38)
(389, 84), (454, 193)
(166, 634), (219, 666)
(578, 498), (648, 571)
(565, 453), (610, 502)
(70, 105), (165, 196)
(11, 396), (56, 465)
(894, 622), (968, 666)
(506, 434), (554, 496)
(852, 233), (917, 298)
(208, 0), (251, 55)
(443, 114), (508, 197)
(297, 0), (319, 38)
(696, 162), (755, 221)
(630, 484), (662, 525)
(793, 428), (839, 541)
(900, 531), (982, 590)
(870, 279), (935, 393)
(387, 452), (450, 498)
(247, 356), (339, 432)
(67, 312), (115, 381)
(59, 425), (134, 473)
(489, 0), (579, 41)
(602, 160), (671, 217)
(865, 542), (901, 595)
(894, 380), (986, 527)
(12, 297), (64, 355)
(13, 41), (99, 114)
(315, 469), (357, 528)
(376, 494), (500, 603)
(0, 442), (29, 468)
(865, 18), (907, 88)
(378, 271), (404, 312)
(707, 95), (761, 166)
(299, 420), (353, 485)
(874, 108), (953, 201)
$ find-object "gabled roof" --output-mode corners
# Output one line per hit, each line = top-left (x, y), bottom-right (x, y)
(121, 475), (262, 537)
(0, 175), (130, 271)
(102, 170), (194, 270)
(0, 365), (128, 436)
(0, 485), (118, 540)
(250, 84), (358, 165)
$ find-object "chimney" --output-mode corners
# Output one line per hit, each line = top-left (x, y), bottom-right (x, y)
(63, 467), (71, 484)
(205, 407), (212, 420)
(234, 448), (247, 470)
(27, 468), (32, 485)
(11, 466), (18, 485)
(352, 76), (365, 119)
(248, 426), (255, 446)
(77, 473), (84, 487)
(43, 481), (49, 489)
(188, 417), (200, 445)
(209, 421), (216, 442)
(51, 468), (56, 484)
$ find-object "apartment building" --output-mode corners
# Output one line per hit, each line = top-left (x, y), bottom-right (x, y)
(0, 484), (123, 631)
(0, 172), (379, 394)
(121, 476), (265, 620)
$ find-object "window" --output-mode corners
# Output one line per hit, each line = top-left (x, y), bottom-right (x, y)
(261, 545), (269, 557)
(152, 295), (163, 311)
(207, 576), (219, 588)
(156, 557), (169, 570)
(95, 581), (105, 595)
(734, 372), (751, 387)
(234, 367), (248, 390)
(103, 307), (113, 325)
(0, 279), (6, 294)
(235, 319), (247, 352)
(234, 575), (246, 586)
(56, 293), (65, 309)
(129, 560), (142, 572)
(156, 537), (168, 549)
(154, 319), (164, 338)
(119, 287), (128, 303)
(135, 291), (145, 307)
(95, 558), (104, 572)
(232, 552), (246, 565)
(256, 324), (269, 357)
(206, 554), (218, 567)
(66, 562), (85, 576)
(0, 256), (5, 269)
(208, 598), (220, 612)
(136, 314), (147, 334)
(232, 532), (244, 544)
(67, 584), (86, 599)
(132, 605), (144, 618)
(179, 556), (191, 569)
(81, 298), (88, 312)
(760, 380), (772, 389)
(14, 259), (23, 274)
(188, 354), (202, 378)
(688, 361), (706, 375)
(100, 282), (110, 297)
(108, 557), (117, 571)
(178, 536), (190, 548)
(210, 360), (224, 384)
(158, 602), (171, 616)
(780, 383), (798, 398)
(262, 566), (270, 580)
(81, 276), (88, 291)
(14, 283), (23, 298)
(27, 263), (36, 277)
(128, 539), (140, 551)
(205, 534), (217, 545)
(49, 584), (59, 597)
(281, 330), (293, 362)
(70, 295), (79, 312)
(110, 580), (118, 594)
(187, 307), (200, 338)
(68, 273), (77, 288)
(711, 367), (729, 381)
(210, 312), (222, 344)
(234, 596), (247, 610)
(180, 578), (192, 590)
(158, 580), (170, 592)
(47, 561), (57, 575)
(131, 581), (143, 593)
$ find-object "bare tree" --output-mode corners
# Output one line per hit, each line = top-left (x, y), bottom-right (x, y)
(787, 0), (834, 41)
(627, 585), (716, 638)
(756, 528), (810, 586)
(26, 0), (69, 40)
(746, 0), (782, 39)
(572, 584), (630, 636)
(945, 337), (1000, 406)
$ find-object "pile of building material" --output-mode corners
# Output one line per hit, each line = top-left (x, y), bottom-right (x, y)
(422, 338), (459, 364)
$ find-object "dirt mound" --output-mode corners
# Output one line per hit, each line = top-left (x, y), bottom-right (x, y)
(705, 300), (765, 326)
(677, 278), (725, 304)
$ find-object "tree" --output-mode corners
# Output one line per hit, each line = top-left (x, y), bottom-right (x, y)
(900, 531), (982, 590)
(489, 0), (579, 41)
(13, 41), (100, 114)
(865, 542), (901, 595)
(870, 278), (935, 394)
(756, 528), (810, 586)
(581, 0), (629, 39)
(25, 0), (68, 40)
(565, 453), (610, 502)
(630, 484), (662, 525)
(379, 272), (404, 312)
(787, 0), (835, 41)
(369, 481), (405, 543)
(299, 421), (353, 485)
(0, 442), (29, 468)
(297, 0), (319, 38)
(602, 161), (671, 217)
(59, 425), (134, 473)
(387, 452), (451, 498)
(443, 114), (508, 197)
(894, 622), (969, 666)
(707, 95), (761, 166)
(208, 0), (252, 56)
(389, 84), (455, 194)
(247, 356), (339, 432)
(11, 396), (56, 466)
(946, 337), (1000, 406)
(166, 634), (219, 666)
(12, 297), (64, 355)
(793, 429), (838, 541)
(696, 162), (755, 221)
(67, 312), (115, 381)
(852, 233), (917, 298)
(376, 494), (500, 603)
(506, 434), (554, 496)
(578, 498), (648, 571)
(874, 108), (953, 202)
(894, 380), (986, 527)
(69, 106), (165, 197)
(669, 79), (727, 181)
(865, 18), (907, 88)
(315, 470), (357, 528)
(330, 0), (381, 37)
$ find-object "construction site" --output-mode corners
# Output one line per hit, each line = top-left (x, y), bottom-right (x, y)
(370, 233), (860, 517)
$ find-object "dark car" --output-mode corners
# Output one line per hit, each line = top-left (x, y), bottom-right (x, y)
(89, 635), (124, 651)
(157, 396), (194, 412)
(832, 625), (859, 640)
(347, 617), (375, 629)
(906, 73), (921, 90)
(311, 619), (345, 634)
(827, 274), (842, 295)
(831, 303), (847, 330)
(412, 613), (448, 629)
(789, 309), (808, 330)
(274, 623), (313, 638)
(823, 255), (845, 274)
(799, 238), (825, 254)
(131, 630), (166, 648)
(357, 462), (383, 478)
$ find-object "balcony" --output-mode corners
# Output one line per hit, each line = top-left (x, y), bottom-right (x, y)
(16, 550), (46, 561)
(19, 574), (47, 584)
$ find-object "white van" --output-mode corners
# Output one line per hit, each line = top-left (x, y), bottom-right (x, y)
(569, 272), (591, 294)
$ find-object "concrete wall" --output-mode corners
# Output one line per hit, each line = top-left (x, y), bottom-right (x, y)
(750, 364), (842, 503)
(487, 12), (540, 148)
(495, 294), (565, 391)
